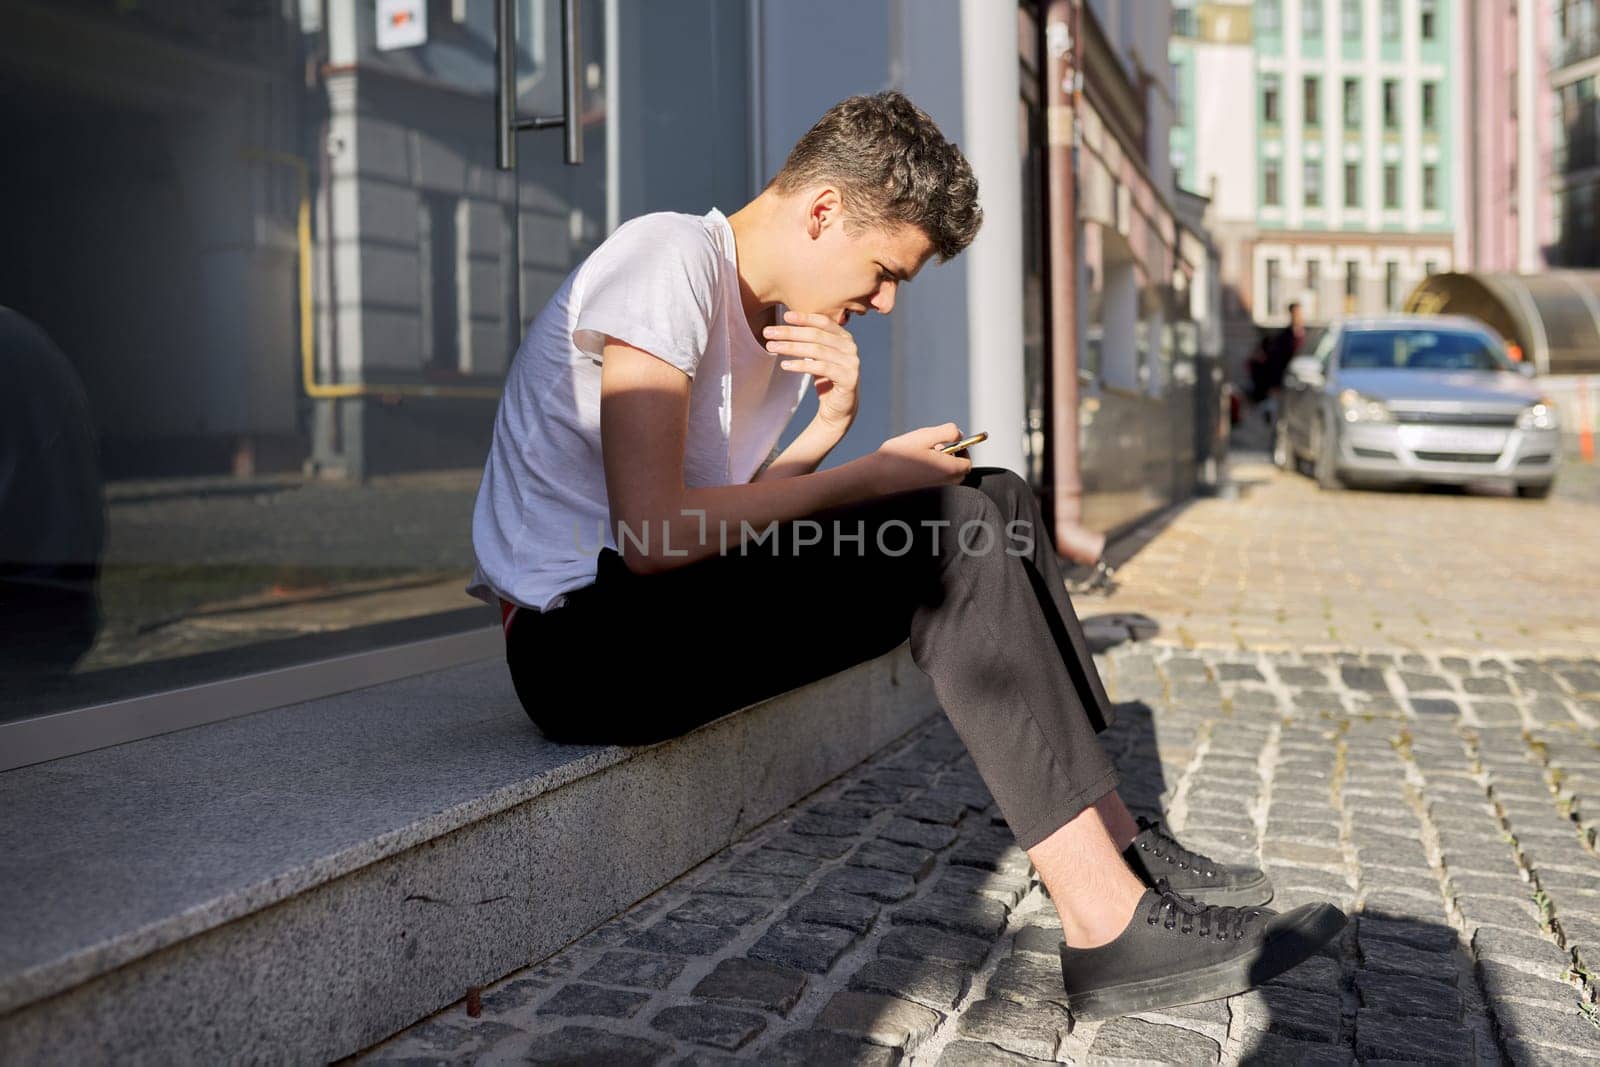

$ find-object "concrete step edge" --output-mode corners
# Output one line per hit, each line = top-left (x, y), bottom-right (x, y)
(0, 644), (937, 1064)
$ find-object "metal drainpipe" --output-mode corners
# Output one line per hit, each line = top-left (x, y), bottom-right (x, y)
(1045, 0), (1085, 543)
(316, 0), (341, 475)
(1464, 0), (1478, 270)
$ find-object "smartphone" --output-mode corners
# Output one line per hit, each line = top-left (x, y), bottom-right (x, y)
(937, 430), (988, 455)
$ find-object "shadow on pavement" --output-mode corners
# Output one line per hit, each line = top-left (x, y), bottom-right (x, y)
(1079, 613), (1162, 655)
(1099, 700), (1168, 823)
(1233, 909), (1491, 1064)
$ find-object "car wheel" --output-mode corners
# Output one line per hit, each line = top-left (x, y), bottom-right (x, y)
(1516, 481), (1553, 500)
(1272, 415), (1293, 471)
(1313, 416), (1343, 492)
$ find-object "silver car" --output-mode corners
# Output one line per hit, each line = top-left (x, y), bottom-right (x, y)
(1274, 315), (1562, 498)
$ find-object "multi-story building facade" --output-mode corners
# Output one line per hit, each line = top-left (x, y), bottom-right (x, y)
(1460, 0), (1553, 272)
(1253, 0), (1457, 326)
(1174, 0), (1458, 354)
(1170, 0), (1260, 371)
(1071, 0), (1218, 533)
(1552, 0), (1600, 264)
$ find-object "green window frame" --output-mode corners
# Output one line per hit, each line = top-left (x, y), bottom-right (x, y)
(1263, 72), (1282, 125)
(1302, 0), (1323, 36)
(1258, 0), (1282, 34)
(1341, 0), (1361, 40)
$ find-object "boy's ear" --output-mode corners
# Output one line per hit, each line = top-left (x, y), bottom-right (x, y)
(806, 186), (842, 239)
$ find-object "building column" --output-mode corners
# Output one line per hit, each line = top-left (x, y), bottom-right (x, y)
(958, 0), (1028, 477)
(1517, 0), (1540, 271)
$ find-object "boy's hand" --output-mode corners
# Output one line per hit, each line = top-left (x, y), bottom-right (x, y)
(864, 422), (972, 496)
(763, 310), (860, 430)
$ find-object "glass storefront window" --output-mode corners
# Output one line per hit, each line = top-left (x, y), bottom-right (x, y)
(0, 0), (753, 748)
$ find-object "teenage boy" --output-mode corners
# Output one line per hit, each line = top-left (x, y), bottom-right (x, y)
(469, 90), (1344, 1019)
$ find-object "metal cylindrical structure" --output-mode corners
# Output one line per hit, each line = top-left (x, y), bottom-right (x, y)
(1044, 0), (1084, 542)
(494, 0), (518, 171)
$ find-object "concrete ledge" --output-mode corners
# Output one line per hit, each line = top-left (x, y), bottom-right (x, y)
(0, 643), (936, 1063)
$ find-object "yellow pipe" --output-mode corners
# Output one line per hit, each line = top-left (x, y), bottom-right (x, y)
(242, 149), (502, 401)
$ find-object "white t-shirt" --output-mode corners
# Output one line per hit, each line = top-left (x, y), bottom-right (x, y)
(467, 208), (811, 613)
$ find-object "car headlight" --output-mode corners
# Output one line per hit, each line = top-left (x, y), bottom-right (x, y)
(1516, 399), (1559, 431)
(1338, 389), (1392, 423)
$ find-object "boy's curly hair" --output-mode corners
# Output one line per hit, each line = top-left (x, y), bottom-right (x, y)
(769, 90), (983, 262)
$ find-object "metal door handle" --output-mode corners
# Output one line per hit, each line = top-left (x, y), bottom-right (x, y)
(496, 0), (584, 169)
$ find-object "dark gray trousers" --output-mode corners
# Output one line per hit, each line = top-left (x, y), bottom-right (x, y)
(507, 466), (1120, 850)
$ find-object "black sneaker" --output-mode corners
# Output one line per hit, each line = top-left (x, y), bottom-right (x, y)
(1058, 878), (1346, 1021)
(1123, 817), (1273, 907)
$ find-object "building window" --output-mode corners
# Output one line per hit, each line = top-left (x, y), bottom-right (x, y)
(1344, 162), (1361, 206)
(417, 192), (461, 373)
(1422, 83), (1438, 130)
(1307, 259), (1321, 296)
(1342, 0), (1361, 39)
(1383, 80), (1399, 129)
(1383, 164), (1400, 208)
(1173, 61), (1185, 126)
(1303, 0), (1322, 36)
(1420, 0), (1438, 40)
(1344, 78), (1360, 128)
(1265, 159), (1282, 205)
(1173, 4), (1197, 36)
(1381, 0), (1400, 39)
(1305, 160), (1323, 207)
(1266, 257), (1282, 316)
(1424, 259), (1439, 276)
(1258, 0), (1282, 34)
(1385, 261), (1400, 309)
(1263, 73), (1281, 124)
(1304, 76), (1321, 126)
(1423, 164), (1438, 209)
(1345, 260), (1360, 305)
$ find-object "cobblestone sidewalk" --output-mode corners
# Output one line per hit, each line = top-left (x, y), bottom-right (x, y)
(355, 648), (1600, 1065)
(1090, 457), (1600, 658)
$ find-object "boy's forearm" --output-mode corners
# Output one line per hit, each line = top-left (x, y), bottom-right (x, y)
(618, 459), (880, 574)
(751, 414), (849, 481)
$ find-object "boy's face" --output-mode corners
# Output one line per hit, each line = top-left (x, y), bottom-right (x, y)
(786, 190), (935, 326)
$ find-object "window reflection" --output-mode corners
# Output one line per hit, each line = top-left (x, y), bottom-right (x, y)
(0, 0), (750, 730)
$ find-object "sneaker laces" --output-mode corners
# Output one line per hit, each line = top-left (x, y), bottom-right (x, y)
(1133, 817), (1220, 878)
(1146, 878), (1258, 940)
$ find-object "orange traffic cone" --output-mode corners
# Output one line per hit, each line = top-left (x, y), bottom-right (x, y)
(1579, 377), (1596, 463)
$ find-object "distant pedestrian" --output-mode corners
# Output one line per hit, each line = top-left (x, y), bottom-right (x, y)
(1249, 301), (1306, 411)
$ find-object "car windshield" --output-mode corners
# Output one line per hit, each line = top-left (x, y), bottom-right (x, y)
(1338, 329), (1515, 372)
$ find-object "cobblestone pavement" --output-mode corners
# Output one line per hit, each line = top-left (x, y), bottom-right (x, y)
(1091, 456), (1600, 658)
(356, 647), (1600, 1065)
